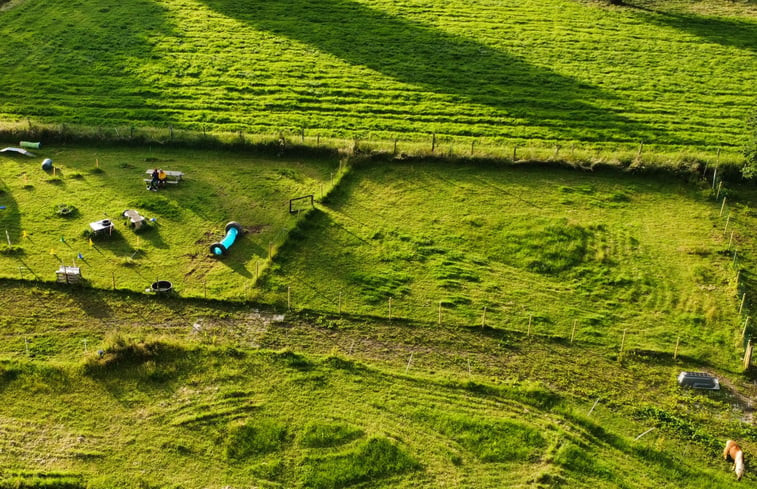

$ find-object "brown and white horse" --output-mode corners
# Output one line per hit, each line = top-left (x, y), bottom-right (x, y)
(724, 440), (745, 481)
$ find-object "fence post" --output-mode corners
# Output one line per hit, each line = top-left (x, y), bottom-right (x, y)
(405, 352), (413, 373)
(619, 329), (627, 360)
(720, 197), (727, 217)
(527, 314), (532, 336)
(740, 293), (746, 315)
(741, 316), (750, 341)
(744, 340), (753, 370)
(674, 335), (680, 359)
(570, 320), (577, 343)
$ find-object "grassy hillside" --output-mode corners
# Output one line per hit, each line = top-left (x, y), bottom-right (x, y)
(0, 143), (754, 367)
(0, 0), (755, 153)
(0, 282), (754, 488)
(259, 159), (753, 365)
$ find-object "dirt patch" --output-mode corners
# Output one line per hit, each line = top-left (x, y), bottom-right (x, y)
(716, 374), (755, 424)
(245, 225), (265, 234)
(1, 0), (29, 11)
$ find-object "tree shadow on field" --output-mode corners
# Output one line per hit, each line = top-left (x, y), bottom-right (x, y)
(0, 0), (176, 125)
(199, 0), (655, 143)
(626, 3), (757, 54)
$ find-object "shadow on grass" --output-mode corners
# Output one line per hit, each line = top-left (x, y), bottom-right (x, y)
(0, 0), (176, 126)
(625, 3), (757, 54)
(215, 232), (264, 278)
(199, 0), (655, 143)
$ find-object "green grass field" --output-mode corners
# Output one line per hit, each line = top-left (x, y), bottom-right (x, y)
(1, 0), (757, 486)
(0, 282), (754, 488)
(0, 0), (755, 154)
(260, 159), (753, 365)
(0, 143), (753, 366)
(0, 144), (337, 297)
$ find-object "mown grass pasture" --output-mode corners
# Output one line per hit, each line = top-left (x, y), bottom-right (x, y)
(0, 143), (754, 367)
(0, 282), (753, 488)
(261, 159), (752, 364)
(0, 0), (755, 153)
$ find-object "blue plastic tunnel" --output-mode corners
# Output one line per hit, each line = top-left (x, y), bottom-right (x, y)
(210, 221), (243, 256)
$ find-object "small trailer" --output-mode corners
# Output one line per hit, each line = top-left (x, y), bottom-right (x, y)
(677, 371), (720, 390)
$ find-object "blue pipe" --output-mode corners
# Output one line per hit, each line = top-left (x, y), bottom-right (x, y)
(218, 226), (238, 253)
(210, 221), (242, 256)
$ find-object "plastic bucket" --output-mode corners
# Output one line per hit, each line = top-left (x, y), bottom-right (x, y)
(41, 158), (53, 170)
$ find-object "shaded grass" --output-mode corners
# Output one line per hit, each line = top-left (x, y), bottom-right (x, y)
(0, 0), (754, 152)
(301, 437), (420, 489)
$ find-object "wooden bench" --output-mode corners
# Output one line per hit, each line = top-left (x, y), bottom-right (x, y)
(143, 178), (179, 185)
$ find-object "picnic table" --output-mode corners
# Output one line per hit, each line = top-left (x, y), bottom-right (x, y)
(122, 209), (146, 230)
(144, 169), (184, 185)
(90, 218), (115, 236)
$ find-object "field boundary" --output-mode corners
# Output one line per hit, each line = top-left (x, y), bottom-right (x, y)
(0, 120), (748, 179)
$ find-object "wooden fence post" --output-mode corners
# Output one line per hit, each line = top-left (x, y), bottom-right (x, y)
(741, 316), (750, 341)
(570, 320), (577, 343)
(527, 314), (532, 336)
(744, 340), (753, 370)
(619, 329), (627, 360)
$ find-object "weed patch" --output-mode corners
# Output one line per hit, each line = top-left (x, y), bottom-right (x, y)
(414, 409), (545, 462)
(226, 419), (288, 460)
(301, 422), (364, 448)
(301, 437), (420, 489)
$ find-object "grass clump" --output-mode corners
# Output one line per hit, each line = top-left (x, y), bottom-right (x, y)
(128, 196), (181, 220)
(225, 419), (288, 460)
(0, 471), (84, 489)
(82, 333), (184, 373)
(494, 218), (591, 274)
(301, 437), (420, 489)
(301, 422), (364, 448)
(0, 245), (23, 256)
(348, 269), (412, 304)
(415, 410), (546, 462)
